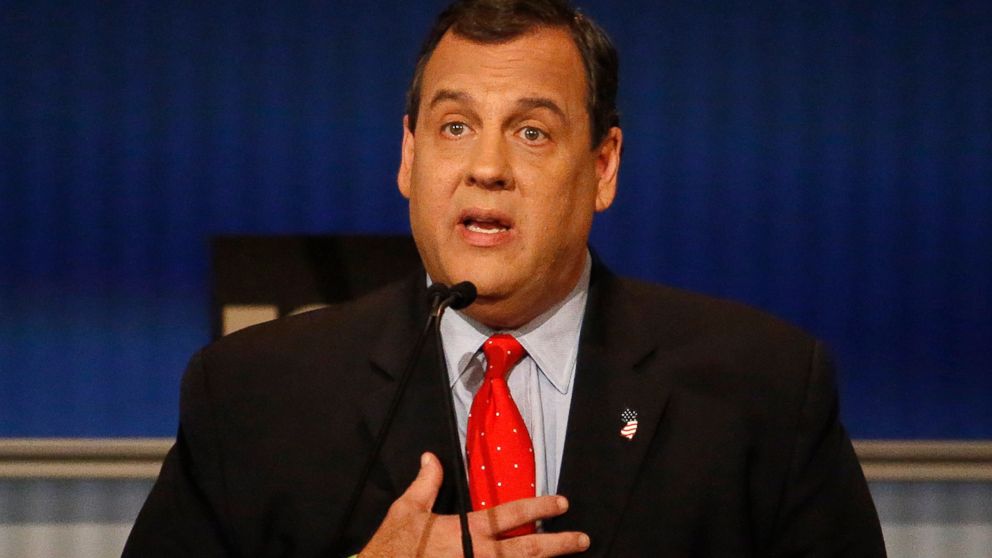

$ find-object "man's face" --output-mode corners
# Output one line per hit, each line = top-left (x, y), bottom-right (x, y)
(398, 26), (622, 329)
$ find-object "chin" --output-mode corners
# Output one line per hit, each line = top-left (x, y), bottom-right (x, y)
(451, 267), (514, 299)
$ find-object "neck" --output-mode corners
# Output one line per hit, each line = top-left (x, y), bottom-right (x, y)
(461, 252), (592, 331)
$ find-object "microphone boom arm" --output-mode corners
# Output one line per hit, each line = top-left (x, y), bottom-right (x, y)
(432, 282), (477, 558)
(335, 282), (477, 557)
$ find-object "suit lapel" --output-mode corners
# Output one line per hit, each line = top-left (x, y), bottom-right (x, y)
(360, 273), (460, 513)
(547, 264), (674, 554)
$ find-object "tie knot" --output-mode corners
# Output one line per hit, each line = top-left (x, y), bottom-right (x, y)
(482, 334), (526, 380)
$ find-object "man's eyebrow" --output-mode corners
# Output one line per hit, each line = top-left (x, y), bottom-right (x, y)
(428, 89), (474, 110)
(515, 97), (567, 122)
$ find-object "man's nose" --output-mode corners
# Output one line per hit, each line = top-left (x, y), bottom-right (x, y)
(466, 130), (512, 190)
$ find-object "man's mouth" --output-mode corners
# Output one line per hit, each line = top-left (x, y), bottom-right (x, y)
(464, 218), (510, 234)
(458, 209), (515, 246)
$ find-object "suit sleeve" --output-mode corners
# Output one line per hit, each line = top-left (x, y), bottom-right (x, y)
(123, 351), (235, 557)
(766, 341), (887, 557)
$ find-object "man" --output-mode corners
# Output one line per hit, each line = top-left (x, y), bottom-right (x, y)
(125, 1), (886, 556)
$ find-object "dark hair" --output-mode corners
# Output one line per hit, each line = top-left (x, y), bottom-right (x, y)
(405, 0), (619, 148)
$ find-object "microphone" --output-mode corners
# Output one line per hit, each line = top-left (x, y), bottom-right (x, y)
(335, 280), (477, 556)
(427, 282), (450, 309)
(447, 281), (477, 310)
(432, 281), (477, 318)
(430, 281), (477, 558)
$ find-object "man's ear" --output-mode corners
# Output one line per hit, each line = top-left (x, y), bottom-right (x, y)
(397, 115), (415, 199)
(594, 126), (622, 212)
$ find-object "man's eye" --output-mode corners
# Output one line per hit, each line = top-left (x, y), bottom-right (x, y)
(520, 127), (547, 143)
(443, 122), (467, 136)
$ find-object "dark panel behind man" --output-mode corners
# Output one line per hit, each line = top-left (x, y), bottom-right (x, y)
(125, 1), (885, 556)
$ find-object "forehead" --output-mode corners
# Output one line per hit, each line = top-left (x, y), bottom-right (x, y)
(419, 26), (588, 118)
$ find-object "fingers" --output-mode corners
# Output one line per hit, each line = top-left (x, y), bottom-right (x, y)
(397, 452), (444, 512)
(473, 495), (571, 536)
(498, 531), (591, 557)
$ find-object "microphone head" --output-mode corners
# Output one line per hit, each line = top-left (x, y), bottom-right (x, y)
(447, 281), (477, 310)
(427, 283), (451, 306)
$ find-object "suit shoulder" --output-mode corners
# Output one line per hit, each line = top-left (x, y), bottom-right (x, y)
(606, 275), (829, 433)
(186, 276), (413, 397)
(612, 275), (816, 350)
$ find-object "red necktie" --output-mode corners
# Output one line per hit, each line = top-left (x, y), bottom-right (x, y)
(466, 334), (536, 536)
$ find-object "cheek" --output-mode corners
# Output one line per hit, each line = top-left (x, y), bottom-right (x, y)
(410, 165), (451, 212)
(534, 176), (597, 246)
(524, 162), (594, 218)
(414, 141), (463, 189)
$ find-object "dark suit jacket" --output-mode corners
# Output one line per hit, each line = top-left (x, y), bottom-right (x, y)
(125, 263), (885, 557)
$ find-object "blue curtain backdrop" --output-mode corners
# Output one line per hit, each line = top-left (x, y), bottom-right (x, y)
(1, 0), (989, 438)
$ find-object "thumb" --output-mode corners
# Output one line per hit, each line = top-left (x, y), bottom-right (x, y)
(399, 452), (444, 511)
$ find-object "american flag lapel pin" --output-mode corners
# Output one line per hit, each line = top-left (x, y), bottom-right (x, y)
(620, 408), (639, 440)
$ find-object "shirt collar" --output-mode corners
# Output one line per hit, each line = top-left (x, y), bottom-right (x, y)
(435, 252), (591, 395)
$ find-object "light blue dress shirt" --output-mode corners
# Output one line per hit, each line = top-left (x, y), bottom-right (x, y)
(435, 254), (590, 496)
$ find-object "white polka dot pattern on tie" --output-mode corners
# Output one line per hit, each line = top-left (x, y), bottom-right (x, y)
(465, 333), (537, 537)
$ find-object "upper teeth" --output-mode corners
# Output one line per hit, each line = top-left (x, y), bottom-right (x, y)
(467, 223), (508, 234)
